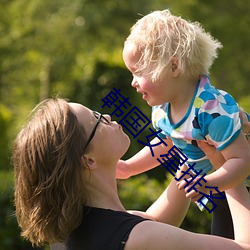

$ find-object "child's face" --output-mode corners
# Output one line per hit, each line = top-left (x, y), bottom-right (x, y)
(123, 43), (173, 106)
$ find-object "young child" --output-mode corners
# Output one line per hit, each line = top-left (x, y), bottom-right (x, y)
(118, 9), (250, 239)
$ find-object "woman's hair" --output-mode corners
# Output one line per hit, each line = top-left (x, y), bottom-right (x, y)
(125, 9), (222, 81)
(13, 98), (88, 246)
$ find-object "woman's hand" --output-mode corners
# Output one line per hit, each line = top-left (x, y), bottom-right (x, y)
(197, 141), (225, 171)
(239, 107), (250, 141)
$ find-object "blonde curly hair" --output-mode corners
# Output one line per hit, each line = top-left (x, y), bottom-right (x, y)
(125, 9), (222, 81)
(13, 98), (88, 246)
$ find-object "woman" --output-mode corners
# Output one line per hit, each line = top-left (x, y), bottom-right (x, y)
(13, 98), (250, 249)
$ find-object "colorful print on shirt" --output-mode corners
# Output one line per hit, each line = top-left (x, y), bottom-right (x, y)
(152, 75), (241, 174)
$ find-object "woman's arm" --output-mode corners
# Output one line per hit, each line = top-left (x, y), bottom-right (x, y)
(145, 176), (190, 227)
(226, 184), (250, 243)
(125, 184), (250, 250)
(129, 163), (191, 227)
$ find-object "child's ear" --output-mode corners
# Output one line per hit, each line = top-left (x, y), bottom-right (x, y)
(171, 57), (180, 77)
(171, 63), (177, 72)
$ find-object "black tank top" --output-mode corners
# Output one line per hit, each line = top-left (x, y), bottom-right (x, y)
(66, 206), (148, 250)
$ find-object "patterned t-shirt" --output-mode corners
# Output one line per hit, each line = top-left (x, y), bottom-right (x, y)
(152, 75), (242, 174)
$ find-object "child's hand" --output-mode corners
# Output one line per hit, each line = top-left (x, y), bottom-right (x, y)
(176, 164), (210, 202)
(177, 177), (209, 202)
(239, 107), (250, 136)
(116, 160), (131, 179)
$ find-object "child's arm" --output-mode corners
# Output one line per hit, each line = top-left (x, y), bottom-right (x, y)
(179, 131), (250, 200)
(116, 136), (173, 179)
(206, 132), (250, 189)
(202, 108), (250, 170)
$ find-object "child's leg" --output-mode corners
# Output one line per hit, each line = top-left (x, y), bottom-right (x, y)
(211, 193), (234, 239)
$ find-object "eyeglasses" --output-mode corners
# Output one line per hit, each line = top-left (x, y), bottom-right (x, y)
(84, 111), (110, 151)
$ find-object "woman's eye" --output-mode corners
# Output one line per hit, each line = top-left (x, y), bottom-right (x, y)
(101, 119), (111, 125)
(106, 121), (111, 126)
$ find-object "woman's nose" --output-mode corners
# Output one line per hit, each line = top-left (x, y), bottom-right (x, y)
(103, 114), (112, 123)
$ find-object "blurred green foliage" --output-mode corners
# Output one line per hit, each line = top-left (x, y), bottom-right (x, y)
(118, 174), (211, 234)
(0, 0), (249, 248)
(0, 171), (42, 249)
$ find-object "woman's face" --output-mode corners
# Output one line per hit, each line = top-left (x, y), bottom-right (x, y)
(68, 103), (130, 162)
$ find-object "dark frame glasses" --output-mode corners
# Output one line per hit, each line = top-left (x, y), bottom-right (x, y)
(83, 111), (110, 151)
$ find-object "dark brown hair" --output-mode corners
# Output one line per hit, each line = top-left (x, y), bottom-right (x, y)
(13, 98), (88, 246)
